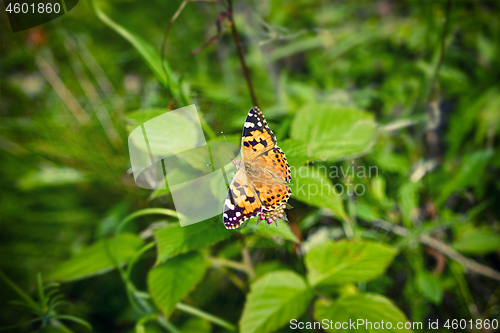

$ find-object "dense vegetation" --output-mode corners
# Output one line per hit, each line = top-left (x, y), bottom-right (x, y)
(1, 1), (499, 332)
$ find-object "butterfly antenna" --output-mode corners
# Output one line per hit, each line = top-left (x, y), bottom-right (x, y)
(207, 132), (236, 167)
(207, 162), (229, 167)
(221, 131), (236, 159)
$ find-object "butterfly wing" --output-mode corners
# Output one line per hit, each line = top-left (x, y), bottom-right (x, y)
(241, 107), (277, 160)
(223, 169), (262, 229)
(240, 107), (292, 212)
(241, 107), (290, 182)
(224, 107), (292, 228)
(253, 147), (291, 183)
(253, 181), (292, 211)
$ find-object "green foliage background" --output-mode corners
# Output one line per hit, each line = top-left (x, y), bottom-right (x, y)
(1, 0), (500, 332)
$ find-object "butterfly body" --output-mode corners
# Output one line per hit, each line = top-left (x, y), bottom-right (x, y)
(223, 107), (292, 230)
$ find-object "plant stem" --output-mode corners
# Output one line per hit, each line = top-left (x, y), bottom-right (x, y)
(227, 0), (259, 107)
(126, 242), (156, 280)
(0, 271), (38, 309)
(112, 209), (177, 315)
(176, 302), (236, 331)
(428, 0), (452, 102)
(373, 219), (500, 282)
(157, 315), (181, 333)
(136, 313), (158, 332)
(115, 208), (179, 253)
(419, 233), (500, 281)
(221, 267), (248, 291)
(449, 261), (480, 318)
(241, 241), (255, 279)
(209, 257), (249, 273)
(37, 273), (46, 311)
(346, 191), (357, 239)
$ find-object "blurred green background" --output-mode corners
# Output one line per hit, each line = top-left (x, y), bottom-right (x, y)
(1, 0), (499, 332)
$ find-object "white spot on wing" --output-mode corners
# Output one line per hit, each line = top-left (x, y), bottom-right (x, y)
(225, 198), (235, 210)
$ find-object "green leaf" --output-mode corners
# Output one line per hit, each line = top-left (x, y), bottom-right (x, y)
(270, 36), (324, 61)
(446, 89), (499, 158)
(154, 220), (231, 264)
(53, 315), (92, 331)
(354, 203), (379, 222)
(241, 219), (300, 243)
(125, 107), (202, 158)
(95, 202), (130, 238)
(291, 104), (377, 161)
(125, 108), (171, 128)
(91, 0), (187, 104)
(301, 226), (345, 254)
(305, 240), (397, 287)
(179, 317), (211, 333)
(254, 261), (291, 278)
(416, 271), (442, 304)
(370, 138), (411, 175)
(452, 230), (500, 254)
(240, 271), (314, 333)
(291, 166), (348, 221)
(323, 30), (383, 62)
(47, 233), (143, 282)
(149, 188), (171, 199)
(436, 150), (492, 206)
(91, 1), (164, 83)
(17, 166), (84, 190)
(148, 252), (206, 318)
(397, 181), (422, 227)
(279, 138), (319, 168)
(314, 293), (412, 332)
(371, 177), (394, 209)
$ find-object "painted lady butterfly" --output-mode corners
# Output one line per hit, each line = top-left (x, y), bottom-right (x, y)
(223, 107), (292, 229)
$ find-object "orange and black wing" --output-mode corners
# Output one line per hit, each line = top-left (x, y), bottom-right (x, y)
(241, 107), (277, 161)
(253, 181), (292, 211)
(223, 170), (262, 229)
(253, 147), (291, 183)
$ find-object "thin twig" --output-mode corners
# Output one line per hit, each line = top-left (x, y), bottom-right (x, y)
(160, 0), (221, 85)
(419, 234), (500, 281)
(373, 220), (500, 282)
(35, 53), (89, 124)
(191, 11), (229, 55)
(161, 0), (258, 106)
(227, 0), (259, 107)
(74, 36), (116, 98)
(63, 40), (103, 111)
